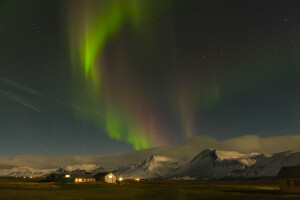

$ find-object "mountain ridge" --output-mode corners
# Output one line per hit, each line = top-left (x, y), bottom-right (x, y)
(1, 149), (299, 179)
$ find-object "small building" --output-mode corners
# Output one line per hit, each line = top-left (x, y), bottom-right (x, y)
(277, 166), (300, 193)
(46, 173), (95, 183)
(47, 173), (74, 183)
(94, 172), (117, 183)
(72, 173), (96, 183)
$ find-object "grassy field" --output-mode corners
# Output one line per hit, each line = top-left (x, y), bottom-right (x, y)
(0, 178), (299, 200)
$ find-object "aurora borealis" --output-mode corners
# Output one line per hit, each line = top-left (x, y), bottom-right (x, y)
(0, 0), (299, 156)
(67, 0), (171, 149)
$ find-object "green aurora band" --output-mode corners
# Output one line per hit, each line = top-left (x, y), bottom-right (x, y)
(68, 0), (140, 85)
(67, 0), (162, 150)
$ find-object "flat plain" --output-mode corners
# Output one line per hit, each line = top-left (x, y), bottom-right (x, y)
(0, 178), (299, 200)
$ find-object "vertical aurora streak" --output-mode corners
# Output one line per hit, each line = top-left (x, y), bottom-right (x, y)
(66, 0), (168, 150)
(68, 0), (140, 85)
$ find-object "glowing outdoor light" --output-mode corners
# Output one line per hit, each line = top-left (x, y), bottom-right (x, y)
(135, 178), (140, 181)
(79, 179), (82, 181)
(119, 177), (123, 181)
(65, 174), (70, 178)
(109, 175), (113, 178)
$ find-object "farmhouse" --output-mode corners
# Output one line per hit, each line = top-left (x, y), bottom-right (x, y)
(277, 166), (300, 193)
(94, 172), (117, 183)
(47, 173), (95, 183)
(72, 173), (96, 183)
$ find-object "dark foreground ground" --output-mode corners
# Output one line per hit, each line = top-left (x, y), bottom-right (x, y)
(0, 178), (299, 200)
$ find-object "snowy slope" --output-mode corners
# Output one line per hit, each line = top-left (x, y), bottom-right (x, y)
(0, 164), (105, 177)
(114, 155), (180, 179)
(54, 164), (101, 173)
(53, 163), (107, 175)
(230, 150), (300, 178)
(166, 149), (260, 179)
(0, 167), (55, 177)
(1, 149), (300, 179)
(166, 149), (300, 179)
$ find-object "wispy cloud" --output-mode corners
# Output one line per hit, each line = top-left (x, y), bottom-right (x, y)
(0, 77), (41, 95)
(50, 99), (104, 117)
(0, 90), (40, 112)
(184, 134), (300, 153)
(0, 77), (103, 116)
(67, 103), (104, 117)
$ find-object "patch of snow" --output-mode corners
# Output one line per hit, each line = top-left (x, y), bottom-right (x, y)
(0, 167), (55, 177)
(114, 155), (180, 179)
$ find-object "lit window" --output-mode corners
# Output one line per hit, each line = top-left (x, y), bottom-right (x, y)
(135, 178), (140, 181)
(79, 179), (82, 182)
(65, 175), (70, 178)
(109, 175), (113, 178)
(75, 179), (78, 181)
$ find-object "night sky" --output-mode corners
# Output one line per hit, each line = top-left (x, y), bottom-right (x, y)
(0, 0), (299, 156)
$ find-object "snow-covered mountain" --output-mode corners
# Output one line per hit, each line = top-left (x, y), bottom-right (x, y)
(0, 167), (55, 178)
(166, 149), (265, 179)
(1, 149), (300, 179)
(166, 149), (300, 179)
(114, 155), (180, 179)
(53, 164), (104, 174)
(230, 150), (300, 178)
(0, 164), (104, 178)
